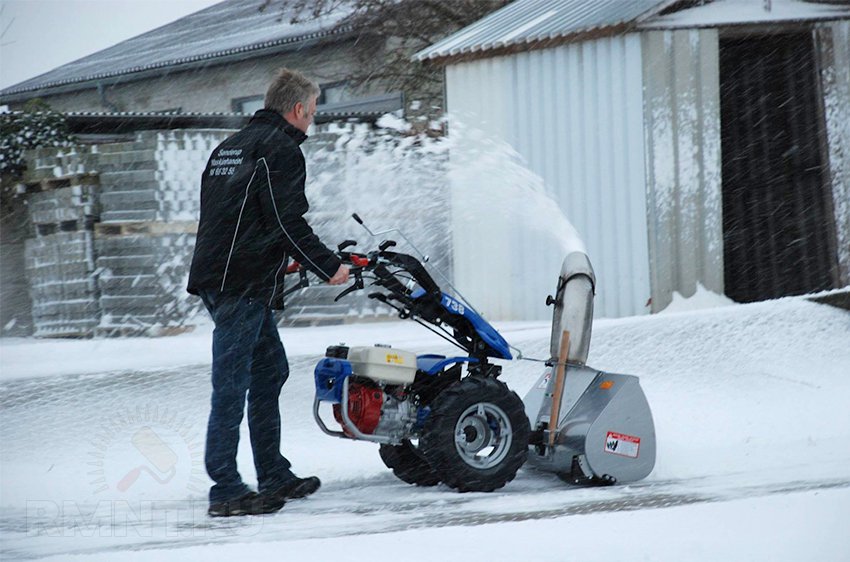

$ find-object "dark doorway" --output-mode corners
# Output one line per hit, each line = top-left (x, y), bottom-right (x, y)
(719, 32), (837, 303)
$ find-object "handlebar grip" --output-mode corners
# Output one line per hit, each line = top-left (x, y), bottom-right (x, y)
(338, 240), (357, 252)
(350, 255), (370, 267)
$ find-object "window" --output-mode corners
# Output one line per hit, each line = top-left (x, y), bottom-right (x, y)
(231, 95), (264, 114)
(318, 82), (349, 106)
(232, 81), (350, 114)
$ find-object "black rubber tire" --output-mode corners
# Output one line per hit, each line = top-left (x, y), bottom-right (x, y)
(379, 440), (441, 487)
(420, 376), (530, 493)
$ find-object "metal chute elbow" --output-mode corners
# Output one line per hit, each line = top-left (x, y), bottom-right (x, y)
(549, 252), (595, 365)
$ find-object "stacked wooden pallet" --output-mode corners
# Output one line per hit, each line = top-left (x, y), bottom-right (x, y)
(91, 130), (228, 336)
(17, 132), (231, 337)
(22, 173), (102, 337)
(93, 225), (198, 337)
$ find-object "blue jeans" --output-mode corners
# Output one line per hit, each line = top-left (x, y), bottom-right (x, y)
(199, 289), (294, 503)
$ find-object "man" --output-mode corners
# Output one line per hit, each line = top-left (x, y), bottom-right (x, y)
(187, 68), (349, 517)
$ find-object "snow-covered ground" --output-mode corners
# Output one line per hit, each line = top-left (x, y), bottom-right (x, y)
(1, 293), (849, 561)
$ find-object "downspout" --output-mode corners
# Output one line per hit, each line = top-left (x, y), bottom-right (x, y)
(97, 82), (120, 112)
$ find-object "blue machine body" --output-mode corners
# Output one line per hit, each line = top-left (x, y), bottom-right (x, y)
(409, 288), (512, 361)
(314, 357), (353, 404)
(416, 354), (478, 375)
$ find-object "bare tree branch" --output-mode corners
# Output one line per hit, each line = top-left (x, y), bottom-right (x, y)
(266, 0), (510, 119)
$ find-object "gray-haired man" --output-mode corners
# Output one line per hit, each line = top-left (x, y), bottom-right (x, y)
(188, 68), (349, 517)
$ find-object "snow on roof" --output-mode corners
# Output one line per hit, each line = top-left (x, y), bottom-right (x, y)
(415, 0), (676, 63)
(0, 0), (350, 97)
(640, 0), (850, 29)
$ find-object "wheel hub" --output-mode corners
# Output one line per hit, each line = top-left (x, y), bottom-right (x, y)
(457, 415), (491, 453)
(453, 402), (512, 469)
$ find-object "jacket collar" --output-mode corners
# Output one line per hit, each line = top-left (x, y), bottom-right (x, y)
(250, 109), (308, 145)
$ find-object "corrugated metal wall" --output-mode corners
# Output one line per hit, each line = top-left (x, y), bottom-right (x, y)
(641, 29), (723, 312)
(817, 20), (850, 287)
(445, 34), (651, 320)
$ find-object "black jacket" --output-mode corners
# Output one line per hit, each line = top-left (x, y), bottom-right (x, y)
(187, 109), (341, 308)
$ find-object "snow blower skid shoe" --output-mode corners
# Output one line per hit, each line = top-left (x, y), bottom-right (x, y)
(305, 223), (529, 493)
(523, 252), (656, 485)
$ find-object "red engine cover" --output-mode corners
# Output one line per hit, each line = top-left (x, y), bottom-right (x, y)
(333, 382), (383, 437)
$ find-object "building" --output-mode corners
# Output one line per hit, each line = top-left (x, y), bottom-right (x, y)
(0, 0), (414, 337)
(417, 0), (850, 320)
(0, 0), (403, 117)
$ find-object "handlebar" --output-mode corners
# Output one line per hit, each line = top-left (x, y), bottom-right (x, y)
(281, 250), (368, 302)
(283, 240), (440, 306)
(283, 238), (495, 359)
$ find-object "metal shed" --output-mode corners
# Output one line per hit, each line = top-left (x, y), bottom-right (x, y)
(418, 0), (850, 319)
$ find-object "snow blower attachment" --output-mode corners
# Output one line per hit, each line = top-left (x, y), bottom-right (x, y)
(523, 252), (656, 485)
(301, 215), (653, 492)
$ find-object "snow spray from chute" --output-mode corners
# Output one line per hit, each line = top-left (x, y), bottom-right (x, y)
(302, 115), (586, 321)
(444, 117), (586, 258)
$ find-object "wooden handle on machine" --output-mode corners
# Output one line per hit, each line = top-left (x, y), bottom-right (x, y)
(548, 330), (571, 448)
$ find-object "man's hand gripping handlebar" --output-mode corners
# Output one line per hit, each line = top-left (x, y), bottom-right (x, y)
(332, 240), (367, 302)
(328, 264), (350, 285)
(282, 240), (366, 301)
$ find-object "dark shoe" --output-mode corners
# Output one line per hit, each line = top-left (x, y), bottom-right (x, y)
(208, 491), (284, 517)
(270, 476), (321, 501)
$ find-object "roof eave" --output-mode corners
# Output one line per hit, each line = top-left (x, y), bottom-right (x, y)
(419, 23), (633, 66)
(639, 12), (850, 30)
(415, 0), (681, 64)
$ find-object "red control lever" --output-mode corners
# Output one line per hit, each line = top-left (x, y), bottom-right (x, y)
(286, 261), (302, 274)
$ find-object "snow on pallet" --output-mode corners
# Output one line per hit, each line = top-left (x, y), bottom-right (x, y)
(95, 130), (229, 223)
(94, 226), (199, 337)
(23, 173), (100, 339)
(24, 230), (100, 338)
(27, 181), (100, 238)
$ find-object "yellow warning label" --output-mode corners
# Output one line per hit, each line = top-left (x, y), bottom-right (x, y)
(385, 353), (404, 365)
